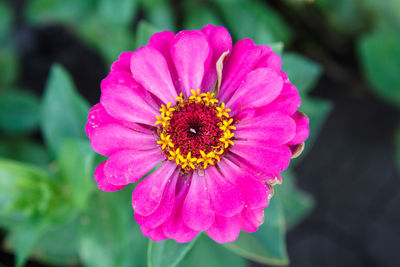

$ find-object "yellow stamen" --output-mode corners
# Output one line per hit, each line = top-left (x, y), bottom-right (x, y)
(155, 113), (171, 128)
(160, 102), (175, 117)
(219, 130), (235, 148)
(220, 118), (236, 131)
(197, 150), (216, 169)
(201, 92), (219, 104)
(189, 89), (202, 102)
(175, 93), (184, 102)
(157, 133), (174, 149)
(181, 152), (197, 169)
(216, 103), (231, 118)
(168, 148), (182, 165)
(216, 149), (224, 155)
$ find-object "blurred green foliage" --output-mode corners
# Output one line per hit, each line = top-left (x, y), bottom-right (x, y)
(0, 91), (40, 135)
(6, 0), (400, 265)
(359, 30), (400, 107)
(0, 1), (18, 89)
(40, 65), (90, 156)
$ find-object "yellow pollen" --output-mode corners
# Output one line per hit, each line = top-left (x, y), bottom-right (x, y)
(219, 130), (235, 148)
(157, 133), (174, 149)
(160, 102), (175, 117)
(175, 93), (184, 102)
(168, 148), (182, 165)
(189, 89), (202, 102)
(220, 118), (236, 131)
(216, 149), (224, 155)
(180, 152), (197, 169)
(197, 150), (216, 169)
(216, 103), (231, 118)
(201, 92), (219, 105)
(155, 113), (171, 128)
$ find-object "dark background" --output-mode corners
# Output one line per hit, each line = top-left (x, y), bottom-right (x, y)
(1, 0), (400, 266)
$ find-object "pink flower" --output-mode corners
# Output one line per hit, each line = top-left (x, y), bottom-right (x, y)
(85, 25), (309, 243)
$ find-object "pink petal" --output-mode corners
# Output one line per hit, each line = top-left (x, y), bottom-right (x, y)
(226, 68), (283, 114)
(90, 124), (157, 156)
(237, 108), (256, 121)
(206, 215), (241, 243)
(200, 25), (232, 92)
(259, 81), (301, 116)
(162, 178), (199, 243)
(182, 172), (215, 231)
(100, 70), (159, 125)
(141, 226), (167, 242)
(219, 39), (263, 102)
(94, 162), (126, 192)
(235, 112), (296, 146)
(218, 159), (271, 210)
(205, 167), (244, 217)
(230, 142), (292, 174)
(85, 103), (116, 138)
(86, 103), (151, 134)
(104, 149), (164, 185)
(132, 161), (177, 216)
(130, 46), (178, 104)
(135, 171), (178, 228)
(237, 207), (265, 233)
(228, 154), (283, 185)
(288, 111), (310, 145)
(148, 31), (181, 91)
(111, 51), (133, 72)
(171, 30), (210, 97)
(255, 45), (282, 70)
(148, 31), (175, 57)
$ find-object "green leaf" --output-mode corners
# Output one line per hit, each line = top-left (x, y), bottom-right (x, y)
(12, 215), (53, 267)
(179, 235), (247, 267)
(268, 42), (284, 55)
(0, 140), (50, 167)
(148, 235), (200, 267)
(252, 195), (288, 265)
(140, 0), (175, 31)
(79, 189), (148, 267)
(183, 3), (222, 30)
(362, 0), (400, 30)
(40, 64), (89, 156)
(214, 0), (291, 44)
(0, 90), (40, 135)
(24, 0), (94, 25)
(224, 233), (275, 265)
(136, 20), (160, 49)
(278, 169), (314, 228)
(77, 16), (134, 65)
(224, 196), (289, 266)
(300, 97), (333, 155)
(315, 0), (367, 35)
(58, 138), (94, 210)
(30, 214), (80, 265)
(359, 29), (400, 107)
(0, 0), (14, 38)
(0, 211), (26, 231)
(282, 53), (323, 95)
(97, 0), (138, 27)
(0, 43), (19, 87)
(0, 159), (52, 215)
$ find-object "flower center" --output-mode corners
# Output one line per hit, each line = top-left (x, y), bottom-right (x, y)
(155, 89), (236, 172)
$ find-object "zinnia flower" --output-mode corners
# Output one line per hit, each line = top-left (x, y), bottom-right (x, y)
(85, 24), (309, 243)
